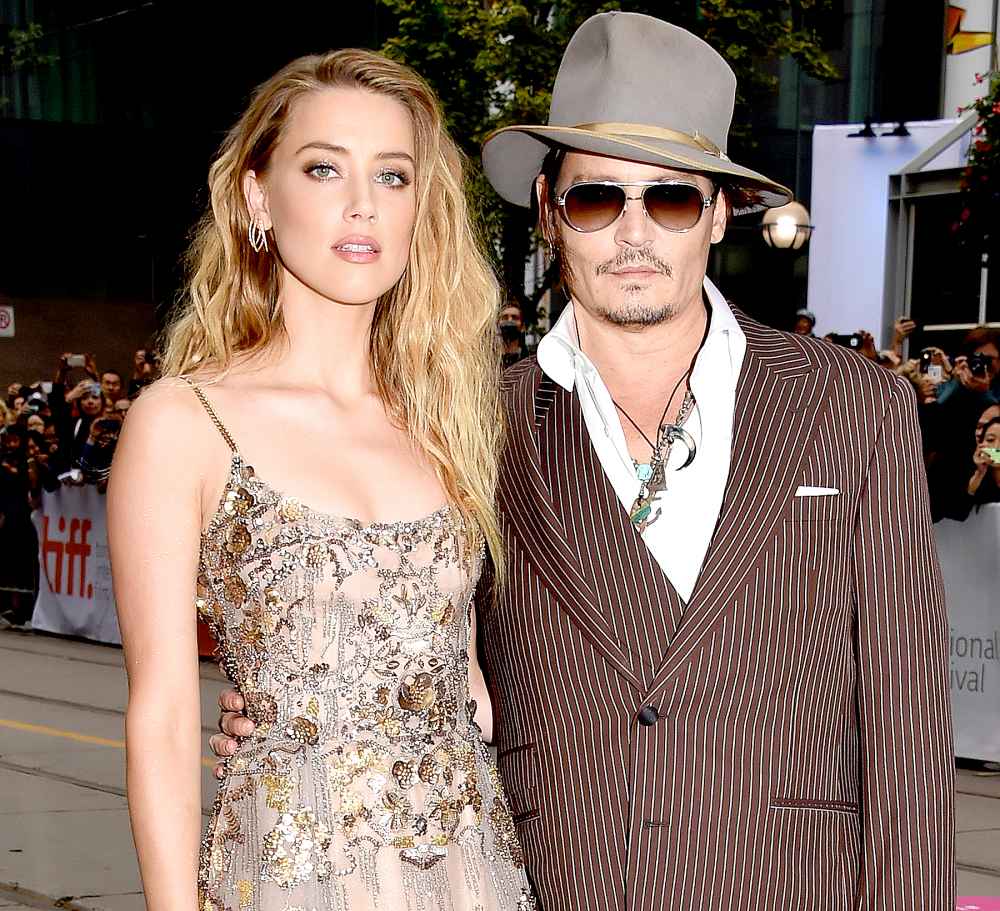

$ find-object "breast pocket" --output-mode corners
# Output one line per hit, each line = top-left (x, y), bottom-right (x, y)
(785, 490), (847, 524)
(496, 742), (539, 823)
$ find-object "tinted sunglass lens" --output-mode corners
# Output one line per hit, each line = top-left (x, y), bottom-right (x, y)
(644, 184), (705, 230)
(563, 184), (627, 232)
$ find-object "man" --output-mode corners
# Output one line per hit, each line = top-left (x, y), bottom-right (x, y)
(792, 307), (816, 336)
(100, 368), (124, 404)
(212, 13), (953, 910)
(499, 302), (529, 369)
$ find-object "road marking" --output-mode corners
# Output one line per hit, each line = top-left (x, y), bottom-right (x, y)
(0, 718), (216, 767)
(0, 686), (218, 734)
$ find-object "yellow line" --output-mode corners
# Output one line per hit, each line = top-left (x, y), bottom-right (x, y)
(0, 718), (217, 768)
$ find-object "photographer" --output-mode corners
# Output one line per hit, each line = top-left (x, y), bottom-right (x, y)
(926, 328), (1000, 520)
(963, 417), (1000, 515)
(50, 353), (103, 466)
(78, 407), (123, 490)
(936, 327), (999, 407)
(127, 348), (159, 398)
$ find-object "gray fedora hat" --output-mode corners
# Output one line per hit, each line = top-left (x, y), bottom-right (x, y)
(482, 12), (792, 214)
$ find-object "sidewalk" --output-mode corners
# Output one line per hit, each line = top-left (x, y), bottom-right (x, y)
(0, 628), (997, 908)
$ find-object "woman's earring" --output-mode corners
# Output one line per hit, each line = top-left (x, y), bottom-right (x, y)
(248, 216), (269, 254)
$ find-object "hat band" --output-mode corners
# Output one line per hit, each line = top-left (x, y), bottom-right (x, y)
(572, 121), (729, 160)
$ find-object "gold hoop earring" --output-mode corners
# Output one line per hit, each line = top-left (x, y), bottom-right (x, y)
(248, 217), (268, 254)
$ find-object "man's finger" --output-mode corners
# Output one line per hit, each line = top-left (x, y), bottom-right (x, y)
(214, 763), (225, 780)
(220, 712), (255, 738)
(209, 733), (237, 757)
(218, 689), (245, 712)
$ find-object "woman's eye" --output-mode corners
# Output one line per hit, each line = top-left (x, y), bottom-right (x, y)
(375, 169), (409, 188)
(306, 163), (338, 181)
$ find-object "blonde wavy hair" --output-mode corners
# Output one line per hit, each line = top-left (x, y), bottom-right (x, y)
(160, 49), (504, 569)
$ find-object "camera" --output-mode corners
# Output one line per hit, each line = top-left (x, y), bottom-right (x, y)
(968, 353), (992, 377)
(829, 333), (862, 349)
(66, 354), (87, 368)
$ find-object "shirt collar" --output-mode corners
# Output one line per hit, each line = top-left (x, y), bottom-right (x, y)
(536, 276), (743, 392)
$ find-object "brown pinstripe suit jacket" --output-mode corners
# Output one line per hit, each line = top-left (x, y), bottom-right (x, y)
(478, 311), (955, 911)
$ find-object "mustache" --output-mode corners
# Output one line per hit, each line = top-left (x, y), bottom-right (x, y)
(595, 249), (672, 277)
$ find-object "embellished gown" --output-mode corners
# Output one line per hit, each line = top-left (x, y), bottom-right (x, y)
(188, 384), (535, 911)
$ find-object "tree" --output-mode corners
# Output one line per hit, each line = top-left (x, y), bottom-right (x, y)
(0, 22), (58, 112)
(956, 70), (999, 257)
(379, 0), (839, 320)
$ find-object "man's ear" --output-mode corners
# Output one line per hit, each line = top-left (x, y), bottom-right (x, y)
(243, 170), (272, 229)
(710, 187), (729, 244)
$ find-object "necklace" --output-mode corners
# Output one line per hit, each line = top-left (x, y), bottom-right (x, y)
(619, 383), (697, 532)
(576, 336), (700, 533)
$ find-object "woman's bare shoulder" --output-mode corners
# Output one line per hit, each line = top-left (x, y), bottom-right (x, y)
(125, 376), (208, 440)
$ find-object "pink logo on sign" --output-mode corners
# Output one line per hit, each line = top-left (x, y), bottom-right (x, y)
(958, 900), (1000, 910)
(0, 309), (9, 330)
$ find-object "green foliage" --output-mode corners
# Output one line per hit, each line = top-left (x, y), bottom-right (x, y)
(957, 71), (1000, 254)
(378, 0), (839, 305)
(0, 22), (59, 110)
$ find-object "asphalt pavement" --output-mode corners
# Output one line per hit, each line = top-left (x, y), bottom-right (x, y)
(0, 627), (997, 910)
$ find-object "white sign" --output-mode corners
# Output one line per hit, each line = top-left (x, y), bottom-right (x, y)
(31, 485), (121, 645)
(934, 505), (1000, 762)
(0, 304), (14, 338)
(807, 120), (968, 343)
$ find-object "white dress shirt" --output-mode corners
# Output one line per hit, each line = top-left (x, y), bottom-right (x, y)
(535, 277), (745, 602)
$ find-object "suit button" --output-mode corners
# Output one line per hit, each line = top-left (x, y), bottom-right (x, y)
(637, 705), (659, 726)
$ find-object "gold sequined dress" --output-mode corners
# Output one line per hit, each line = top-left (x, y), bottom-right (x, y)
(188, 383), (535, 911)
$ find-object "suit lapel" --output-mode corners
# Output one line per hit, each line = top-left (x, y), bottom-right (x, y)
(499, 365), (643, 690)
(539, 384), (684, 684)
(641, 314), (832, 702)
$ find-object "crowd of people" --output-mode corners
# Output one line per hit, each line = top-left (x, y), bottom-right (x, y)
(1, 312), (997, 630)
(793, 312), (1000, 522)
(0, 347), (159, 626)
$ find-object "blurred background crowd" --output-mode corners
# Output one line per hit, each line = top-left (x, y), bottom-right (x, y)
(792, 312), (1000, 521)
(0, 346), (158, 627)
(2, 310), (998, 631)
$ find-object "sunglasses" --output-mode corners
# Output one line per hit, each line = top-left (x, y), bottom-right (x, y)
(555, 180), (718, 234)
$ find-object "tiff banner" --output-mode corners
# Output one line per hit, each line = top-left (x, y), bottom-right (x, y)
(31, 484), (121, 644)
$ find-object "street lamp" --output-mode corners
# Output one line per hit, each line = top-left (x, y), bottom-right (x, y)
(761, 201), (813, 250)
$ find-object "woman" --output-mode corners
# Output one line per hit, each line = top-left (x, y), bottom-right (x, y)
(108, 50), (534, 911)
(965, 417), (1000, 513)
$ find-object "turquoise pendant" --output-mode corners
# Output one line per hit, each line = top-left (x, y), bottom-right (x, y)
(630, 501), (652, 525)
(636, 463), (653, 482)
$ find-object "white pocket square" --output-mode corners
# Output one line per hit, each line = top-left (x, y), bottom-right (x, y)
(795, 485), (839, 497)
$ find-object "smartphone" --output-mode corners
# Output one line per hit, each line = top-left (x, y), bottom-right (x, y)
(919, 349), (932, 374)
(66, 354), (86, 368)
(829, 333), (862, 349)
(984, 448), (1000, 465)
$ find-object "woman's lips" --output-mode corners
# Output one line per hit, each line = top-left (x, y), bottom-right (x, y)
(332, 236), (381, 264)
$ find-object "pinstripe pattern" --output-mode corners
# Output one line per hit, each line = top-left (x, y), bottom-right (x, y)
(480, 311), (955, 911)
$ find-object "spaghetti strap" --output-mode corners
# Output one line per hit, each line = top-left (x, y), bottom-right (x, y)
(180, 375), (239, 455)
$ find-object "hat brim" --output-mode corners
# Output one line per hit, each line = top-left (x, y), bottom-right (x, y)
(482, 125), (792, 215)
